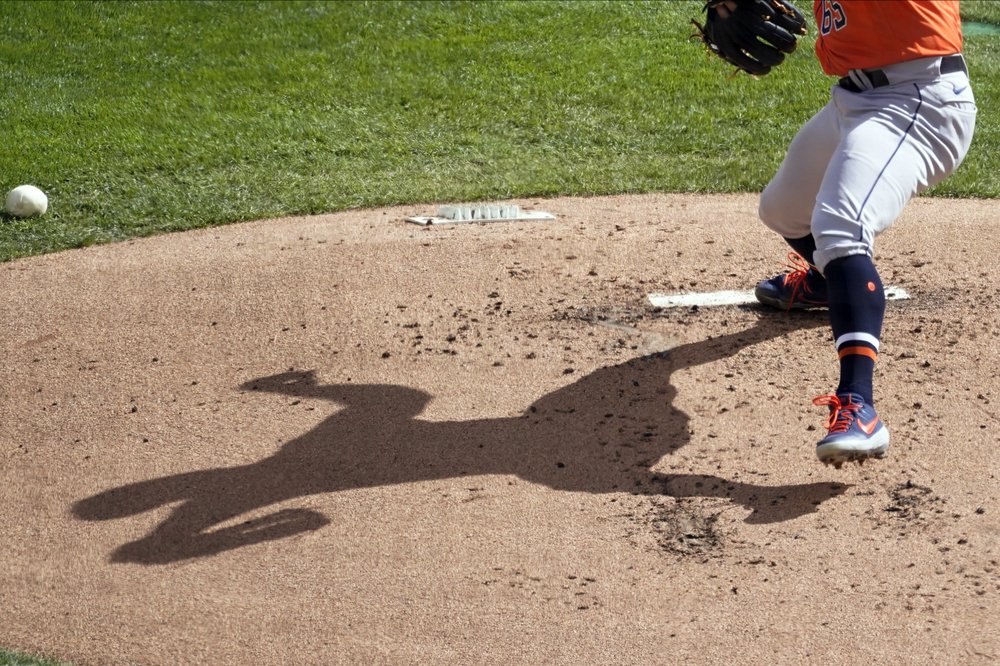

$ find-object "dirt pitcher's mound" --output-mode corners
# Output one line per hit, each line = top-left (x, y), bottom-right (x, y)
(2, 193), (998, 665)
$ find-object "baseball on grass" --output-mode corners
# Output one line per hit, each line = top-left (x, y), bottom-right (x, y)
(5, 184), (48, 217)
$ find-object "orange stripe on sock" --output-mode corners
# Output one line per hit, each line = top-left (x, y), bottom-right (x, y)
(838, 346), (878, 361)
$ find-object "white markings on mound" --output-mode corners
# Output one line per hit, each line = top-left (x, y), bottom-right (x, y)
(405, 203), (555, 225)
(647, 286), (911, 309)
(648, 290), (757, 308)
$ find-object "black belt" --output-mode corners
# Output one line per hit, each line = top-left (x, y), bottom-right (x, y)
(838, 54), (967, 92)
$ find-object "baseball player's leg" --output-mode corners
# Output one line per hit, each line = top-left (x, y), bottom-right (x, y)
(810, 81), (976, 466)
(755, 100), (840, 310)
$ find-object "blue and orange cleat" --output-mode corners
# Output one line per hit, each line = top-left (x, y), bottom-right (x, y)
(813, 393), (890, 468)
(755, 252), (829, 310)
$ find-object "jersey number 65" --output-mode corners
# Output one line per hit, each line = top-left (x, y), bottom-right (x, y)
(819, 0), (847, 35)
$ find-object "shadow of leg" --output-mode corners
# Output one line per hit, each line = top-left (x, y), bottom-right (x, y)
(654, 474), (850, 524)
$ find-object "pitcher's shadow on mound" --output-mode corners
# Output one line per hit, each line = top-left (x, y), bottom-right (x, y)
(73, 313), (847, 564)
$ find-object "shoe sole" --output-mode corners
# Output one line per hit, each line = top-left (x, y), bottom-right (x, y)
(816, 430), (890, 469)
(754, 285), (828, 311)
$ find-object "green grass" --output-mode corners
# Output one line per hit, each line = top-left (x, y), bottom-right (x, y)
(962, 0), (1000, 25)
(0, 649), (68, 666)
(1, 0), (997, 261)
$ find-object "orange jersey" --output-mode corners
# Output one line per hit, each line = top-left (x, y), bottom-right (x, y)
(813, 0), (963, 76)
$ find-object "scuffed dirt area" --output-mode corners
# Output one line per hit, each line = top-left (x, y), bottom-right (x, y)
(1, 193), (998, 665)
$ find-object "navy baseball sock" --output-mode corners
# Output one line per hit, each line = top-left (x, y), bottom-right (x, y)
(824, 254), (885, 404)
(784, 234), (817, 264)
(785, 234), (826, 292)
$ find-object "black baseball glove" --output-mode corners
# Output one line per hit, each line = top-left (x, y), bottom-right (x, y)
(692, 0), (808, 76)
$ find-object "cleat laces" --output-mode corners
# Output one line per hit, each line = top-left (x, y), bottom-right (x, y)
(813, 394), (861, 434)
(778, 252), (817, 311)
